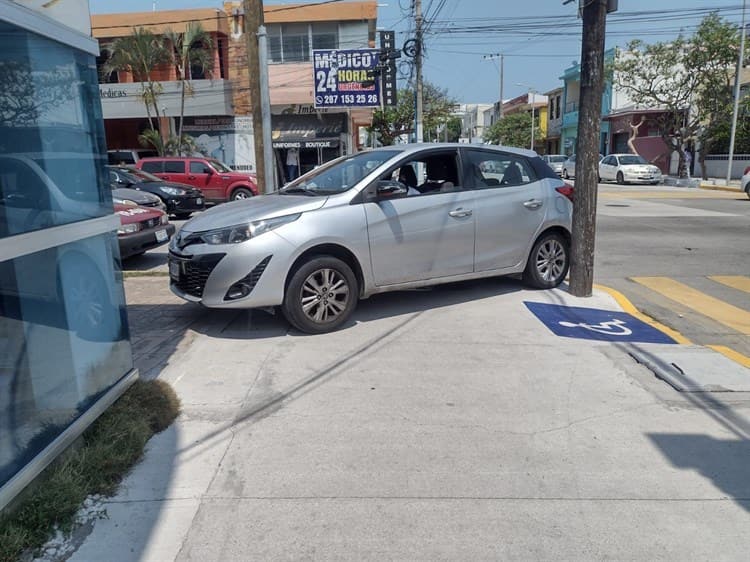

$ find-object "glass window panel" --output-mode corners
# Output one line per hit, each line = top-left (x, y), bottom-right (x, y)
(312, 22), (338, 50)
(164, 161), (185, 173)
(0, 21), (111, 239)
(282, 24), (310, 62)
(0, 232), (132, 487)
(141, 161), (162, 173)
(267, 24), (282, 63)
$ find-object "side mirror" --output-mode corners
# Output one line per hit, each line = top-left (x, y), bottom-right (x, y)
(376, 180), (408, 199)
(205, 167), (214, 175)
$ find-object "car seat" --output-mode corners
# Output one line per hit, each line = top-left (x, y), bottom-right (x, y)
(419, 158), (450, 193)
(500, 163), (523, 186)
(398, 165), (418, 189)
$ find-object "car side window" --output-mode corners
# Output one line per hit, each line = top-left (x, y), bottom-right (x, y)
(464, 150), (536, 189)
(164, 161), (185, 173)
(379, 151), (461, 196)
(190, 161), (211, 174)
(141, 161), (162, 173)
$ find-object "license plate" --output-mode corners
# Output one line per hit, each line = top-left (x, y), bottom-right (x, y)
(196, 198), (203, 205)
(156, 229), (168, 242)
(169, 260), (181, 280)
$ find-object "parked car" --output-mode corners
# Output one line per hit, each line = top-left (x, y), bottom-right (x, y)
(135, 157), (258, 204)
(115, 203), (175, 259)
(108, 166), (205, 219)
(168, 144), (573, 334)
(562, 153), (604, 179)
(542, 154), (567, 176)
(599, 154), (662, 185)
(111, 184), (166, 212)
(108, 149), (158, 165)
(742, 166), (750, 199)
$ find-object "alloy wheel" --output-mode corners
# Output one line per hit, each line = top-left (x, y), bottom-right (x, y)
(300, 268), (350, 324)
(535, 239), (566, 283)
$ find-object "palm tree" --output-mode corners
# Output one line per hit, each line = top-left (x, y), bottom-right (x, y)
(102, 27), (169, 132)
(164, 23), (214, 155)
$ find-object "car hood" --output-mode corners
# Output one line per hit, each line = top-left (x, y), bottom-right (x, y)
(181, 193), (327, 233)
(113, 187), (161, 204)
(142, 181), (203, 195)
(114, 203), (165, 224)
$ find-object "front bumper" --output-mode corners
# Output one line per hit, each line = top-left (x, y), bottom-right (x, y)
(166, 196), (206, 214)
(119, 223), (175, 259)
(624, 174), (662, 184)
(167, 231), (294, 308)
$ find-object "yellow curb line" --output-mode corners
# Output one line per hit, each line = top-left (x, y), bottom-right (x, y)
(593, 283), (692, 345)
(698, 183), (743, 193)
(708, 345), (750, 369)
(595, 283), (750, 370)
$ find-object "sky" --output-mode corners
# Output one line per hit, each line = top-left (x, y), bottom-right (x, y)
(89, 0), (748, 104)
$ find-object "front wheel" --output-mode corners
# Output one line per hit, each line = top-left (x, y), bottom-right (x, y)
(174, 212), (192, 220)
(617, 171), (626, 185)
(282, 256), (358, 334)
(563, 169), (570, 180)
(231, 187), (254, 201)
(744, 185), (750, 200)
(523, 233), (570, 289)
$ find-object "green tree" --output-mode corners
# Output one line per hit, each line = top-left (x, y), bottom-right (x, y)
(484, 112), (542, 149)
(102, 28), (169, 134)
(164, 23), (214, 155)
(613, 13), (747, 178)
(370, 82), (457, 145)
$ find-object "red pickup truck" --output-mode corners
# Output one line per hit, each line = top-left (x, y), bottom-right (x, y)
(135, 157), (258, 204)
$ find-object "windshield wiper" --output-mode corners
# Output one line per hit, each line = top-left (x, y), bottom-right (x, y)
(279, 187), (319, 196)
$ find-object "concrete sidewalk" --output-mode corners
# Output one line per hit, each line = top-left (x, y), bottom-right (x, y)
(62, 277), (750, 561)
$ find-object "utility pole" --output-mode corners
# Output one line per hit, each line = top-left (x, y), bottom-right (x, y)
(530, 91), (536, 151)
(727, 0), (747, 185)
(482, 53), (504, 120)
(415, 0), (424, 143)
(244, 0), (269, 193)
(258, 25), (275, 192)
(569, 0), (608, 297)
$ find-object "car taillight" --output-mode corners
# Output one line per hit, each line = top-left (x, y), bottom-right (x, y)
(744, 166), (750, 175)
(555, 185), (574, 202)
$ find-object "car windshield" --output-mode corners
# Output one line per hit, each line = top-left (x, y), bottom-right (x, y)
(123, 168), (161, 182)
(280, 150), (400, 195)
(547, 156), (566, 163)
(619, 155), (648, 165)
(208, 159), (234, 173)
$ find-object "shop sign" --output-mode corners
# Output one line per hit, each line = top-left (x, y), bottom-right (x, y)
(312, 49), (381, 109)
(99, 88), (128, 99)
(272, 140), (339, 149)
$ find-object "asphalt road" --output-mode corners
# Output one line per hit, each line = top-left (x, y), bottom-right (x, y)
(595, 183), (750, 358)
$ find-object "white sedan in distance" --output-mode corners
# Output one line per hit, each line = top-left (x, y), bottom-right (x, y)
(599, 154), (662, 185)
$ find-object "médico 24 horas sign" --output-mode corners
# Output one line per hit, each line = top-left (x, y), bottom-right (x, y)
(313, 49), (381, 108)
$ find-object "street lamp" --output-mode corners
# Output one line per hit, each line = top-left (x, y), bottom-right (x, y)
(517, 83), (538, 151)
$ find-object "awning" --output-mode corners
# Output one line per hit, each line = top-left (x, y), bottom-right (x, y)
(271, 113), (345, 149)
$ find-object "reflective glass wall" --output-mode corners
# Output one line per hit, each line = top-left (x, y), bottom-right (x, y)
(0, 19), (134, 490)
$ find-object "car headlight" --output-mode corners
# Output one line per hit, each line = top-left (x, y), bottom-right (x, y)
(118, 223), (140, 235)
(115, 198), (138, 207)
(160, 214), (169, 225)
(199, 213), (301, 245)
(161, 186), (186, 196)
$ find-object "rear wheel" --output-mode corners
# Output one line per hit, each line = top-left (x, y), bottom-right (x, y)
(745, 184), (750, 200)
(616, 171), (626, 185)
(563, 168), (570, 180)
(231, 188), (254, 201)
(282, 256), (358, 334)
(523, 232), (570, 289)
(174, 212), (192, 220)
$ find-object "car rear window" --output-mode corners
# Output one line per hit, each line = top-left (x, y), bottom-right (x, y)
(141, 161), (163, 173)
(164, 161), (185, 173)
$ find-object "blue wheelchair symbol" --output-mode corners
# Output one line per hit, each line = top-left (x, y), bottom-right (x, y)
(525, 302), (676, 344)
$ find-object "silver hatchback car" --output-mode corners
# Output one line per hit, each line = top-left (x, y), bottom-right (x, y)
(168, 144), (573, 333)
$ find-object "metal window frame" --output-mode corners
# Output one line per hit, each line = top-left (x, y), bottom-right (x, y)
(0, 0), (99, 56)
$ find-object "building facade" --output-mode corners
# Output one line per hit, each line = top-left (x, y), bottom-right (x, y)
(1, 0), (136, 508)
(455, 103), (493, 143)
(545, 87), (563, 155)
(502, 92), (549, 153)
(91, 1), (378, 180)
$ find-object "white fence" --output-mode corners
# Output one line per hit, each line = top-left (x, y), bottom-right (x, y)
(697, 154), (750, 179)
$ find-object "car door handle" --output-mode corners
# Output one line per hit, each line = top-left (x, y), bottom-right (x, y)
(448, 208), (472, 218)
(523, 199), (543, 209)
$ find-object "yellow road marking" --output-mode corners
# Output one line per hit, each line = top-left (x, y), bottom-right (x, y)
(709, 276), (750, 294)
(708, 345), (750, 368)
(631, 277), (750, 335)
(593, 284), (691, 344)
(599, 191), (739, 200)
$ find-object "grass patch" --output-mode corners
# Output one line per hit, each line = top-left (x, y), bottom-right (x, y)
(0, 380), (180, 562)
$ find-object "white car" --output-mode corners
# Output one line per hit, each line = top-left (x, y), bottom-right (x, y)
(562, 153), (604, 180)
(742, 166), (749, 199)
(599, 154), (662, 185)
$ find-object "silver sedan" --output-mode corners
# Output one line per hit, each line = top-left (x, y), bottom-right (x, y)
(168, 144), (573, 333)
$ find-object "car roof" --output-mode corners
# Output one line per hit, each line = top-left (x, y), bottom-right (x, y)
(361, 143), (539, 158)
(138, 156), (206, 160)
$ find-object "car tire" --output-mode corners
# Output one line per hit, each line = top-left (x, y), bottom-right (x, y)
(523, 232), (570, 289)
(563, 169), (570, 180)
(744, 184), (750, 200)
(617, 171), (626, 185)
(282, 256), (358, 334)
(173, 212), (192, 220)
(231, 188), (254, 200)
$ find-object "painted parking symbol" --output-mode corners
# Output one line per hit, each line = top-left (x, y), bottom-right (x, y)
(524, 302), (676, 344)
